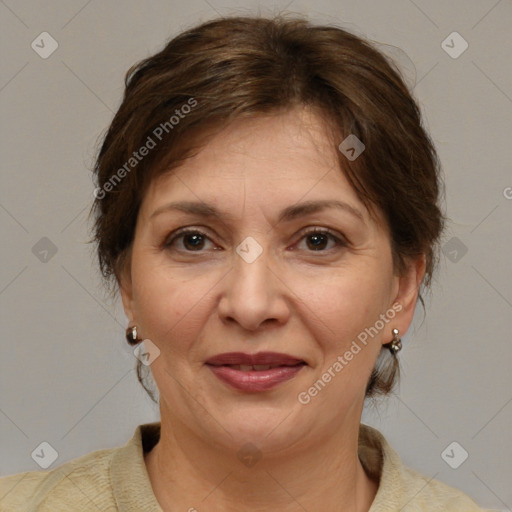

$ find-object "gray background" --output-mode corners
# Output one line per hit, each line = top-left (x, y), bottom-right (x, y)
(1, 0), (511, 510)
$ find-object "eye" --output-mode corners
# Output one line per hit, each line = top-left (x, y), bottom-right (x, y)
(164, 227), (346, 253)
(295, 228), (346, 252)
(164, 228), (216, 252)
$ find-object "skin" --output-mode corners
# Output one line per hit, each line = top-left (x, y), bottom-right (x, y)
(120, 106), (425, 512)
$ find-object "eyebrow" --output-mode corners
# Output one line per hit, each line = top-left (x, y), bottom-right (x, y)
(150, 199), (365, 224)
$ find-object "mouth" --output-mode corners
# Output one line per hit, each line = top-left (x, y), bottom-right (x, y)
(206, 351), (306, 367)
(205, 352), (307, 392)
(218, 363), (301, 371)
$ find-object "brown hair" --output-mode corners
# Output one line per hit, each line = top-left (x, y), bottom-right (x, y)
(90, 14), (445, 402)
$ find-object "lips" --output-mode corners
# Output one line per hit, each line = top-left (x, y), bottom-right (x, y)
(206, 352), (304, 367)
(225, 364), (284, 371)
(205, 352), (306, 392)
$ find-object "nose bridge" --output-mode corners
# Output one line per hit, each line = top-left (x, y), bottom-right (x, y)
(231, 234), (272, 299)
(233, 236), (270, 290)
(219, 235), (288, 330)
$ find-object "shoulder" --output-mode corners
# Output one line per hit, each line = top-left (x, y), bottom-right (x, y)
(359, 424), (492, 512)
(0, 446), (118, 511)
(0, 423), (161, 512)
(396, 464), (490, 511)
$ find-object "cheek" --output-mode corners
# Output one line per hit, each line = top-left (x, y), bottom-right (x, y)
(129, 255), (207, 349)
(305, 266), (393, 346)
(303, 275), (390, 407)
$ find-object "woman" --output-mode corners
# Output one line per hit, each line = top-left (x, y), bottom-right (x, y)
(0, 14), (489, 511)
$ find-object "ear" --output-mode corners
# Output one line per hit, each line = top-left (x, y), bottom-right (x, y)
(388, 254), (426, 340)
(118, 253), (136, 323)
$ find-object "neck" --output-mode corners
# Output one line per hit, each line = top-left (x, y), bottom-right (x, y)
(144, 405), (378, 512)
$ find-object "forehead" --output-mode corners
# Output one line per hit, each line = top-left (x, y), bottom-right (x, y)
(194, 107), (338, 177)
(143, 107), (364, 209)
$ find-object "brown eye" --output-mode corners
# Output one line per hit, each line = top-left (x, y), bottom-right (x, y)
(182, 232), (206, 251)
(297, 228), (345, 252)
(165, 229), (213, 252)
(306, 232), (329, 250)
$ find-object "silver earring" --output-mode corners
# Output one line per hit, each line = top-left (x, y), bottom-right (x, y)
(126, 325), (141, 345)
(385, 328), (402, 354)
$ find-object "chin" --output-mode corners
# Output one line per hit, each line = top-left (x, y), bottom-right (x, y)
(210, 403), (305, 448)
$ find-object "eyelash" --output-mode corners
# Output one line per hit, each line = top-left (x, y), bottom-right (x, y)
(163, 227), (347, 253)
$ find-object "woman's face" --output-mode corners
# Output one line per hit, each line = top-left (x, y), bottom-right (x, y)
(121, 107), (422, 452)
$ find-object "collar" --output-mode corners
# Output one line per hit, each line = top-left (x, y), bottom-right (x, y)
(111, 422), (162, 511)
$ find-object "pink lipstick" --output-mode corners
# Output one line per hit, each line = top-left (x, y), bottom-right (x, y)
(205, 352), (306, 392)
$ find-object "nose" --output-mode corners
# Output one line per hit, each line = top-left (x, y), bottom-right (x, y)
(217, 241), (291, 332)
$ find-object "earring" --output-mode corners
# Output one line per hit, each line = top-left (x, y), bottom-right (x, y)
(126, 325), (142, 345)
(384, 328), (402, 354)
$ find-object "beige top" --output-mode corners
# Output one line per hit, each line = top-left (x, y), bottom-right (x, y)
(0, 422), (491, 511)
